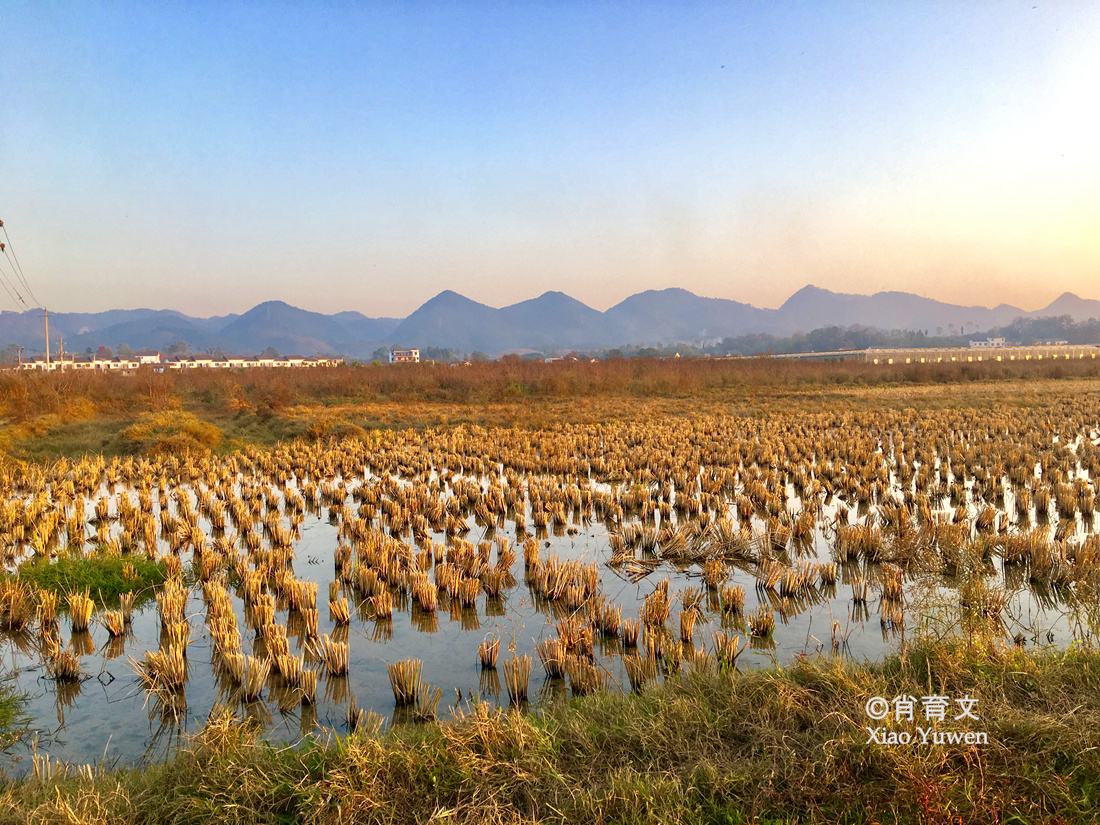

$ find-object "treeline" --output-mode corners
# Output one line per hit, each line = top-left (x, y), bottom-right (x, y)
(705, 326), (962, 357)
(702, 315), (1100, 357)
(992, 315), (1100, 345)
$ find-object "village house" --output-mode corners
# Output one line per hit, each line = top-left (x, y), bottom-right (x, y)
(17, 351), (344, 371)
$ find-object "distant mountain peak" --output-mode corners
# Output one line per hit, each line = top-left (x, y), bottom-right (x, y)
(418, 289), (491, 309)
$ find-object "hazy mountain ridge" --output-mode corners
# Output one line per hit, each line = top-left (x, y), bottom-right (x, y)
(2, 287), (1097, 358)
(774, 286), (1026, 334)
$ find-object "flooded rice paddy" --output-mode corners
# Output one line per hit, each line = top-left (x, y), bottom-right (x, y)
(2, 400), (1100, 773)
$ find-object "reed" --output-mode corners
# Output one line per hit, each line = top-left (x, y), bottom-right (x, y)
(679, 609), (698, 643)
(371, 587), (394, 619)
(134, 645), (188, 690)
(160, 620), (190, 652)
(329, 597), (351, 625)
(156, 579), (188, 626)
(565, 656), (604, 697)
(701, 558), (728, 590)
(712, 631), (746, 670)
(747, 605), (775, 638)
(620, 618), (640, 648)
(44, 636), (84, 681)
(536, 638), (568, 679)
(299, 668), (318, 705)
(241, 655), (270, 702)
(37, 587), (59, 629)
(523, 536), (540, 568)
(881, 565), (904, 601)
(623, 653), (658, 691)
(413, 579), (438, 612)
(262, 623), (290, 660)
(0, 580), (36, 632)
(640, 588), (671, 629)
(851, 578), (869, 605)
(275, 654), (302, 686)
(478, 635), (501, 669)
(162, 554), (183, 580)
(298, 607), (320, 639)
(220, 651), (245, 685)
(719, 584), (745, 615)
(830, 620), (844, 654)
(67, 589), (95, 633)
(346, 704), (384, 734)
(387, 658), (423, 706)
(315, 634), (349, 677)
(503, 654), (532, 704)
(415, 685), (444, 722)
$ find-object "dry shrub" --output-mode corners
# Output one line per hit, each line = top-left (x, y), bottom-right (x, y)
(121, 410), (222, 455)
(304, 412), (366, 441)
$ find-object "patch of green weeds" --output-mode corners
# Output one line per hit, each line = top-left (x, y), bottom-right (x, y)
(16, 552), (166, 608)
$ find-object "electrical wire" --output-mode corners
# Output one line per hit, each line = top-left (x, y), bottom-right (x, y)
(0, 252), (28, 308)
(0, 221), (40, 307)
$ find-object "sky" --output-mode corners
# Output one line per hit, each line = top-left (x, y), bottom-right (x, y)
(2, 1), (1098, 318)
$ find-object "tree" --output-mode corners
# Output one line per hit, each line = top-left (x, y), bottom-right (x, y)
(260, 346), (281, 359)
(117, 342), (137, 357)
(423, 346), (459, 363)
(0, 343), (19, 366)
(469, 351), (491, 362)
(97, 345), (114, 359)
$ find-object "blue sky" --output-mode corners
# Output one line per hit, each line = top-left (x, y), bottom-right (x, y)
(3, 1), (1098, 317)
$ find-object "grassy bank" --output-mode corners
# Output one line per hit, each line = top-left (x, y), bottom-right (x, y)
(3, 636), (1098, 824)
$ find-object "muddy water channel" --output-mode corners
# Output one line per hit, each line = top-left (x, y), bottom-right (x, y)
(2, 405), (1100, 773)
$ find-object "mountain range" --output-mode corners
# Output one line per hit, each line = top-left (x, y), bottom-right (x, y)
(2, 286), (1098, 358)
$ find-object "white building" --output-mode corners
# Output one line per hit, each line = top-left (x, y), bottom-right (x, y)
(968, 337), (1007, 349)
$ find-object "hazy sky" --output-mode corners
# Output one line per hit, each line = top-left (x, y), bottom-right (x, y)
(3, 1), (1098, 318)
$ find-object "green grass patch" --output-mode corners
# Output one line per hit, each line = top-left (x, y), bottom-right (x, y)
(7, 417), (130, 462)
(16, 553), (167, 608)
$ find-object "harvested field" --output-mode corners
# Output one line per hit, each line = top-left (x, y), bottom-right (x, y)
(0, 367), (1098, 778)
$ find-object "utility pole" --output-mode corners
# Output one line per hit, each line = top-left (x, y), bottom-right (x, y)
(16, 345), (23, 368)
(44, 308), (50, 369)
(58, 337), (65, 370)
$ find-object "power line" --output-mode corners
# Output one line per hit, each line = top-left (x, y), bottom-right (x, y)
(0, 221), (40, 306)
(0, 250), (28, 308)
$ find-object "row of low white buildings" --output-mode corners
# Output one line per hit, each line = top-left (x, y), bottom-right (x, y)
(16, 353), (344, 372)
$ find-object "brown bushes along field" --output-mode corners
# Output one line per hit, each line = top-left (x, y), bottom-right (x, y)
(1, 356), (1099, 460)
